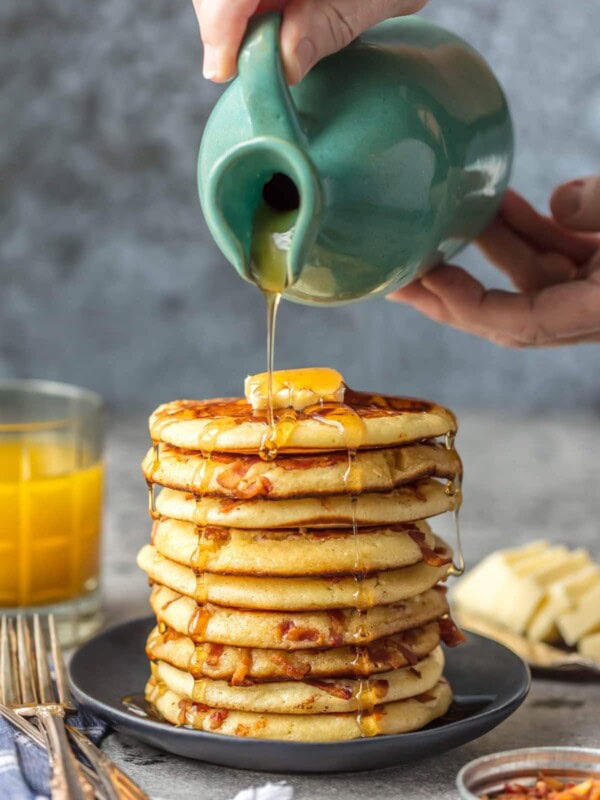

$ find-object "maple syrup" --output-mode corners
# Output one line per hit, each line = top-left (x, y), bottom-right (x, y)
(444, 431), (465, 577)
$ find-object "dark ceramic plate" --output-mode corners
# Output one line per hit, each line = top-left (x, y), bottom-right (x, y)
(69, 617), (530, 774)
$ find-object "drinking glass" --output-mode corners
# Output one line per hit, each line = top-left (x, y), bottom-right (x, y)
(0, 379), (104, 645)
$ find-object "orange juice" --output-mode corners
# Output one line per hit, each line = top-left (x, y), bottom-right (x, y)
(0, 440), (103, 608)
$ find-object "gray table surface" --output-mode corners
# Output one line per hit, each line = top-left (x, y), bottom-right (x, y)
(98, 412), (600, 800)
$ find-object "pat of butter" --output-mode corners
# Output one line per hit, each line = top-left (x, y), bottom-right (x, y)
(245, 368), (345, 411)
(579, 631), (600, 663)
(557, 583), (600, 646)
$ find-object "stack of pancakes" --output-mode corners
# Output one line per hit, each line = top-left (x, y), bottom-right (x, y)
(137, 380), (464, 741)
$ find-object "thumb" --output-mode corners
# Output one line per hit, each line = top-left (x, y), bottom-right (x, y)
(550, 175), (600, 232)
(280, 0), (428, 85)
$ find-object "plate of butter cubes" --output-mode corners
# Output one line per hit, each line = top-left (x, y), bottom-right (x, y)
(452, 541), (600, 676)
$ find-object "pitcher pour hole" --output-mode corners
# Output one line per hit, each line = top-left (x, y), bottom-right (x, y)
(262, 173), (300, 212)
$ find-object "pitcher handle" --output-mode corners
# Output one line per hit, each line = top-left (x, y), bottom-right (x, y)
(238, 13), (304, 143)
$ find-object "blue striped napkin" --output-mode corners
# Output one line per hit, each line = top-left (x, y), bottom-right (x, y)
(0, 710), (107, 800)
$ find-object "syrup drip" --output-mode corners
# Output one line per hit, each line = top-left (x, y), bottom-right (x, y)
(259, 290), (285, 462)
(188, 605), (213, 638)
(444, 431), (465, 577)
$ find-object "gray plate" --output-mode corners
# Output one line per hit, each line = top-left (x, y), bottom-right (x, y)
(69, 617), (530, 774)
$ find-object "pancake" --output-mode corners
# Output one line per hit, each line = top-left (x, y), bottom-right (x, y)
(149, 585), (449, 648)
(154, 478), (456, 529)
(150, 647), (444, 713)
(145, 677), (452, 740)
(145, 621), (442, 680)
(143, 442), (461, 499)
(150, 518), (445, 576)
(149, 390), (457, 453)
(137, 542), (451, 610)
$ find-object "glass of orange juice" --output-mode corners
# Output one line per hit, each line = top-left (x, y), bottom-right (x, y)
(0, 379), (104, 645)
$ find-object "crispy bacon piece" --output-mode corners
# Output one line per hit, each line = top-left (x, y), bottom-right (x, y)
(205, 643), (224, 667)
(413, 691), (436, 704)
(328, 610), (346, 646)
(276, 619), (321, 644)
(216, 460), (275, 498)
(271, 654), (311, 680)
(481, 774), (600, 800)
(304, 680), (353, 701)
(439, 616), (466, 647)
(408, 529), (451, 567)
(208, 708), (229, 730)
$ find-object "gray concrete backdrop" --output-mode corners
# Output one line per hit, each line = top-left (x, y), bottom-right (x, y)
(1, 0), (599, 414)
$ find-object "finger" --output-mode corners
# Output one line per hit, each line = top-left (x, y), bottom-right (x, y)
(280, 0), (428, 85)
(550, 176), (600, 233)
(477, 217), (578, 292)
(195, 0), (285, 81)
(500, 189), (598, 263)
(388, 264), (600, 347)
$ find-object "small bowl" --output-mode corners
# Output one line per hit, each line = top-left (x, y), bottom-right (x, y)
(457, 747), (600, 799)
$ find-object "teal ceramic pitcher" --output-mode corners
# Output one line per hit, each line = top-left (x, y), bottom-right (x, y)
(198, 14), (513, 305)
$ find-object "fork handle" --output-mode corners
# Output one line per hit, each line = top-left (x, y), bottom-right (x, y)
(68, 726), (150, 800)
(38, 711), (92, 800)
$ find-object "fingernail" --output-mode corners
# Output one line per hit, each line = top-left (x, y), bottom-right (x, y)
(292, 38), (316, 82)
(553, 179), (585, 222)
(203, 44), (219, 80)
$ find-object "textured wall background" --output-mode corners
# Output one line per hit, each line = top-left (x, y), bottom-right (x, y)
(1, 0), (599, 413)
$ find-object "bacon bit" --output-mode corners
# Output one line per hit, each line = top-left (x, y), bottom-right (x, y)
(393, 641), (420, 666)
(439, 616), (466, 647)
(202, 527), (230, 542)
(177, 698), (210, 726)
(328, 610), (346, 646)
(408, 667), (422, 679)
(304, 680), (353, 700)
(276, 617), (322, 643)
(277, 455), (341, 471)
(216, 461), (249, 490)
(234, 724), (250, 737)
(208, 708), (229, 730)
(205, 643), (224, 666)
(271, 653), (311, 680)
(230, 650), (253, 686)
(287, 627), (321, 643)
(371, 679), (389, 700)
(408, 529), (451, 567)
(239, 476), (273, 498)
(481, 774), (600, 799)
(414, 691), (436, 703)
(216, 462), (273, 498)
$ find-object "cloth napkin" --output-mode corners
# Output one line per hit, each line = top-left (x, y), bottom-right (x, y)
(0, 708), (108, 800)
(231, 783), (294, 800)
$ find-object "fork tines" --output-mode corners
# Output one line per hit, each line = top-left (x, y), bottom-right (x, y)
(0, 614), (73, 712)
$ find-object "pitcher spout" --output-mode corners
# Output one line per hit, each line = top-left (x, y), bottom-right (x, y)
(200, 136), (322, 289)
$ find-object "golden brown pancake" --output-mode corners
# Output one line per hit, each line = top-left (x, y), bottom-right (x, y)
(150, 518), (445, 576)
(154, 479), (456, 529)
(143, 442), (461, 499)
(137, 542), (451, 610)
(149, 390), (457, 454)
(151, 647), (443, 713)
(145, 620), (442, 680)
(149, 584), (449, 648)
(146, 677), (452, 740)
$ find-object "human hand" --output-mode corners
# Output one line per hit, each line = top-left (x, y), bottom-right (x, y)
(388, 179), (600, 347)
(193, 0), (427, 84)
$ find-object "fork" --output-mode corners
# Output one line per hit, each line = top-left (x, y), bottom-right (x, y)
(1, 614), (90, 799)
(1, 615), (149, 800)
